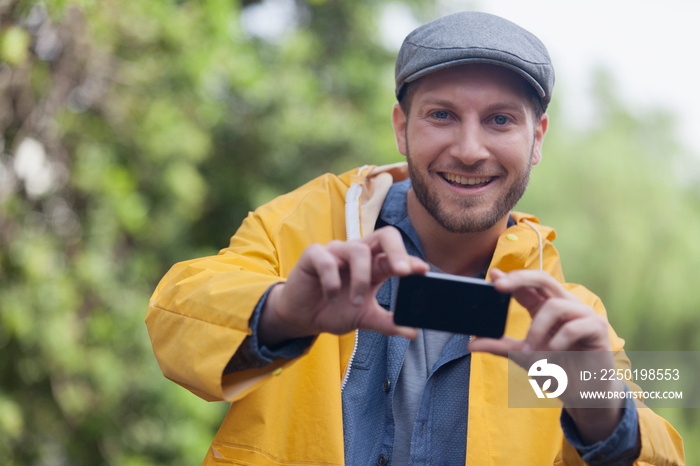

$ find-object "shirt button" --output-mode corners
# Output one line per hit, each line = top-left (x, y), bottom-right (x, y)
(382, 379), (391, 392)
(376, 453), (389, 466)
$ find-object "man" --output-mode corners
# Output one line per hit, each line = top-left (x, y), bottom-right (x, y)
(146, 11), (684, 465)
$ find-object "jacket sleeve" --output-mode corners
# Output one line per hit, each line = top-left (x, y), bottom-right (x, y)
(145, 209), (287, 402)
(145, 172), (351, 402)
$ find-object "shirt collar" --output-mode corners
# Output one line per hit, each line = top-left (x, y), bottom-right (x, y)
(377, 179), (425, 258)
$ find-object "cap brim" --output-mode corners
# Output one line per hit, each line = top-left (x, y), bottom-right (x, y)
(401, 58), (546, 100)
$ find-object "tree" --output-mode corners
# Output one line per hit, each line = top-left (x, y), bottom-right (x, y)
(1, 1), (697, 464)
(0, 0), (428, 464)
(517, 68), (700, 462)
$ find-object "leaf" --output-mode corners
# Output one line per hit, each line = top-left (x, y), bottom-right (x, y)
(0, 26), (31, 66)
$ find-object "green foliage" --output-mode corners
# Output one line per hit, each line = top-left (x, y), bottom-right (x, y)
(0, 25), (31, 65)
(517, 68), (700, 463)
(518, 68), (700, 352)
(0, 0), (425, 464)
(1, 0), (698, 464)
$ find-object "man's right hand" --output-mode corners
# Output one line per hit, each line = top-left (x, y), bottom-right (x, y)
(259, 226), (429, 346)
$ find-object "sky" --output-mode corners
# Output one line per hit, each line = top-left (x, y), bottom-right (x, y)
(243, 0), (700, 156)
(382, 0), (700, 156)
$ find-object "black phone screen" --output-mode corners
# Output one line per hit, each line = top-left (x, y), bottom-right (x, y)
(393, 271), (510, 338)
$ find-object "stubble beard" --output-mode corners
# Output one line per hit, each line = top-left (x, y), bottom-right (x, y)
(406, 144), (534, 234)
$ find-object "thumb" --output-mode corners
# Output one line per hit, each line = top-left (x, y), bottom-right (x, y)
(357, 301), (419, 340)
(469, 336), (525, 358)
(489, 267), (506, 281)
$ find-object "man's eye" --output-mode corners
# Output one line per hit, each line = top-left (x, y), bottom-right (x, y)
(493, 115), (509, 125)
(432, 111), (450, 120)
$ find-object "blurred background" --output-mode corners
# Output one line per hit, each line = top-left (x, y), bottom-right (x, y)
(1, 0), (698, 464)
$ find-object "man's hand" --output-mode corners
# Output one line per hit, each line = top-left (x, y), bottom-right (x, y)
(259, 226), (429, 346)
(469, 268), (612, 355)
(469, 268), (625, 444)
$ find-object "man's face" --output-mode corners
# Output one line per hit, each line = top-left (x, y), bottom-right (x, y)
(392, 64), (548, 234)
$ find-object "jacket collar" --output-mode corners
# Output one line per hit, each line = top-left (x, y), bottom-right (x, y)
(343, 162), (557, 275)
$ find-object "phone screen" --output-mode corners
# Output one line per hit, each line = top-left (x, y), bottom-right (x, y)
(393, 271), (510, 338)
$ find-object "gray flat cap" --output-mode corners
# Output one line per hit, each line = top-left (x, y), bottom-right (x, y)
(395, 11), (554, 109)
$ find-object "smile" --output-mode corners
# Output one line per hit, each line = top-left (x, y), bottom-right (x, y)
(441, 173), (494, 187)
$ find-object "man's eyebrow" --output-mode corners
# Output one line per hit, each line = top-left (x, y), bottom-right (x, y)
(415, 97), (528, 114)
(482, 102), (529, 114)
(414, 97), (457, 109)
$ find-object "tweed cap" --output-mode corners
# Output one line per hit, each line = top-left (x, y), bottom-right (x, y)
(395, 11), (554, 109)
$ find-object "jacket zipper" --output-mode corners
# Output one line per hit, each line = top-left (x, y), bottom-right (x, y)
(341, 165), (369, 391)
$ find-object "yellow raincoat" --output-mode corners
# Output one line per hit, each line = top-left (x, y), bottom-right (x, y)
(146, 163), (684, 465)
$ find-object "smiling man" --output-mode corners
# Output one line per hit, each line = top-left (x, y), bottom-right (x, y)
(395, 64), (547, 278)
(146, 11), (684, 465)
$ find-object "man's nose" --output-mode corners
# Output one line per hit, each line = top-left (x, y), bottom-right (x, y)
(449, 121), (490, 165)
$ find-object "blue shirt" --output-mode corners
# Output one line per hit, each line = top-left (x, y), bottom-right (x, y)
(234, 178), (641, 465)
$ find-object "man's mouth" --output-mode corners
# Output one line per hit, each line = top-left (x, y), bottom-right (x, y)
(441, 172), (494, 188)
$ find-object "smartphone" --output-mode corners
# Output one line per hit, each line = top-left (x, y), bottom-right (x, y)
(393, 271), (510, 338)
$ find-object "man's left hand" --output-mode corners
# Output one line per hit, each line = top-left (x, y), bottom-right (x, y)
(469, 268), (626, 444)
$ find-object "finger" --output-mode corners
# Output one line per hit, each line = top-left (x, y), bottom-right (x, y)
(488, 267), (506, 282)
(371, 252), (392, 283)
(525, 298), (590, 349)
(372, 253), (430, 285)
(547, 314), (611, 352)
(324, 240), (374, 305)
(345, 241), (373, 306)
(490, 268), (548, 315)
(491, 269), (578, 317)
(492, 269), (575, 300)
(300, 243), (343, 301)
(367, 227), (422, 276)
(356, 302), (418, 339)
(468, 336), (525, 357)
(407, 255), (431, 277)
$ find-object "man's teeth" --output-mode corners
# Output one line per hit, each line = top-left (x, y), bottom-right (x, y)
(443, 173), (493, 186)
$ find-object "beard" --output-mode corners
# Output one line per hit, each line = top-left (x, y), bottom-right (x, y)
(406, 145), (534, 234)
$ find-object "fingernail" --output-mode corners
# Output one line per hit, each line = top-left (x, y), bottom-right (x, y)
(353, 294), (363, 306)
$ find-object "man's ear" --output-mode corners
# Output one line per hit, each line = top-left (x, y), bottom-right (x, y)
(531, 113), (549, 166)
(392, 103), (408, 156)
